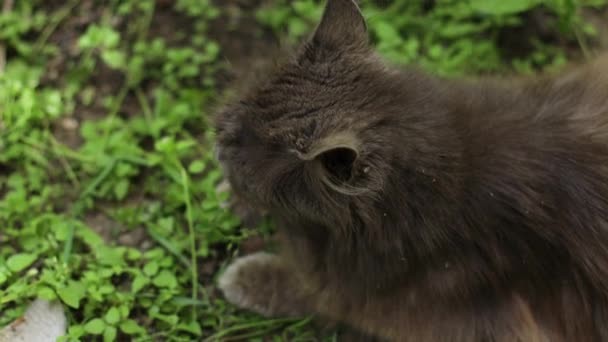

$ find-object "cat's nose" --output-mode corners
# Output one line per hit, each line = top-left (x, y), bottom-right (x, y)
(214, 144), (229, 177)
(213, 144), (222, 161)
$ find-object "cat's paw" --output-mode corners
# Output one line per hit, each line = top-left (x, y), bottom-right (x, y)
(218, 252), (309, 317)
(218, 253), (276, 316)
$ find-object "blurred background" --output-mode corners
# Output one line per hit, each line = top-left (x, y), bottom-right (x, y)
(1, 0), (607, 340)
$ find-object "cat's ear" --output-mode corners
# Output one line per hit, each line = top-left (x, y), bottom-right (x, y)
(311, 0), (368, 50)
(315, 146), (359, 183)
(297, 132), (359, 183)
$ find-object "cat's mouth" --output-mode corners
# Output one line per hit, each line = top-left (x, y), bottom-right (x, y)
(213, 143), (223, 163)
(214, 143), (231, 178)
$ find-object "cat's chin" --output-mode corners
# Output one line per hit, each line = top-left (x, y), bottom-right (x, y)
(216, 179), (268, 228)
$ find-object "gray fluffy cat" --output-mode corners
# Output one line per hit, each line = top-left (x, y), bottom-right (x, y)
(215, 0), (608, 340)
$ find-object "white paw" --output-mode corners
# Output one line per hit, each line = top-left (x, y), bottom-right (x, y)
(217, 252), (276, 316)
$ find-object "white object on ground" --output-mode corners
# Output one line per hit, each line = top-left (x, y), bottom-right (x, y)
(0, 299), (67, 342)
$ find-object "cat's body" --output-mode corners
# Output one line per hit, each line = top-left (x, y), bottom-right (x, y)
(214, 1), (608, 340)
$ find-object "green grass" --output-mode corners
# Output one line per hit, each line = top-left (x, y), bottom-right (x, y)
(0, 0), (606, 340)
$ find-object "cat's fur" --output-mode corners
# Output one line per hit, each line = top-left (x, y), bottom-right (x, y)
(214, 0), (608, 340)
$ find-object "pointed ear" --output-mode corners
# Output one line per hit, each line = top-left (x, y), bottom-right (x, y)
(297, 132), (360, 183)
(312, 0), (368, 50)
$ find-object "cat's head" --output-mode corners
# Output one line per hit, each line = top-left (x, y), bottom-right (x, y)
(215, 0), (426, 226)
